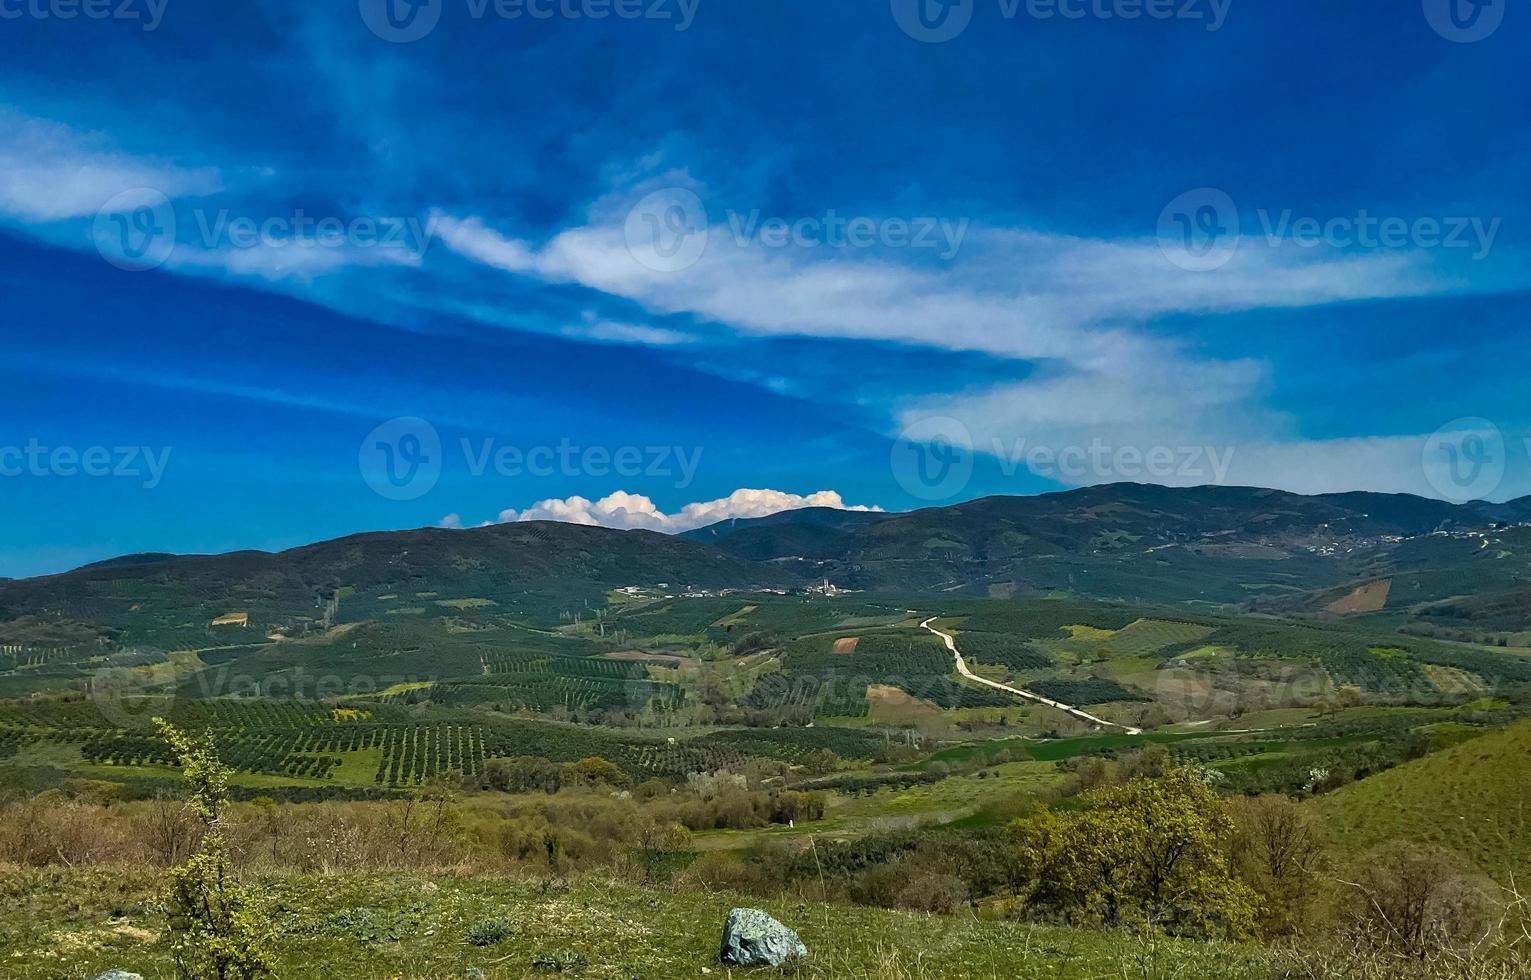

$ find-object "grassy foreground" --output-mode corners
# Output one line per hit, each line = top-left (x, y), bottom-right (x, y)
(0, 866), (1274, 980)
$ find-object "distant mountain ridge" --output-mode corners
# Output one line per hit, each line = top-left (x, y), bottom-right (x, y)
(5, 485), (1530, 632)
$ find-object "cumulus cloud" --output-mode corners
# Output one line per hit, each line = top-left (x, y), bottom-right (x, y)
(449, 488), (881, 534)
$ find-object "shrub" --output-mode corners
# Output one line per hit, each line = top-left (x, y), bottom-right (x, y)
(467, 917), (513, 947)
(1339, 843), (1492, 959)
(1008, 768), (1260, 939)
(155, 719), (275, 980)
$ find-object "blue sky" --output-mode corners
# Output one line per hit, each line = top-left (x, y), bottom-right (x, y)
(1, 0), (1528, 577)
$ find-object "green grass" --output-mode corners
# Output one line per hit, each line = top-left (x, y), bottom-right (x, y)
(1048, 619), (1216, 663)
(914, 730), (1226, 770)
(694, 761), (1067, 850)
(0, 866), (1275, 979)
(833, 760), (1063, 822)
(1311, 719), (1531, 884)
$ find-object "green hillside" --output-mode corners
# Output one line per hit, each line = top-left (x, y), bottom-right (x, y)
(0, 866), (1276, 980)
(1311, 720), (1531, 883)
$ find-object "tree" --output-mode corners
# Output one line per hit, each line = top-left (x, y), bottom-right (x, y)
(1228, 794), (1325, 937)
(155, 719), (275, 980)
(1342, 843), (1489, 959)
(636, 819), (691, 881)
(565, 756), (629, 789)
(1009, 768), (1259, 939)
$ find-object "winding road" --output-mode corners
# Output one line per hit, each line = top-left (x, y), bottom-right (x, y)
(920, 618), (1143, 736)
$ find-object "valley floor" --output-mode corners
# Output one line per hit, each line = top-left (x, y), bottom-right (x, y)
(0, 866), (1275, 980)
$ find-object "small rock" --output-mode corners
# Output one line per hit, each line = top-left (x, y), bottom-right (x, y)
(719, 908), (808, 967)
(94, 972), (145, 980)
(465, 969), (487, 980)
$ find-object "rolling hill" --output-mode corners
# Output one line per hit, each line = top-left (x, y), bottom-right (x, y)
(690, 485), (1531, 610)
(0, 521), (795, 646)
(5, 484), (1529, 644)
(1311, 720), (1531, 884)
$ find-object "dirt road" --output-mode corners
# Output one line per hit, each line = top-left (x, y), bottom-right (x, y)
(920, 617), (1143, 736)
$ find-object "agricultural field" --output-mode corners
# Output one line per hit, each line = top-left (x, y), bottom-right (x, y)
(3, 590), (1531, 830)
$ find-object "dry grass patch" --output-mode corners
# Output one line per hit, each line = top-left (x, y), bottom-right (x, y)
(1326, 579), (1392, 614)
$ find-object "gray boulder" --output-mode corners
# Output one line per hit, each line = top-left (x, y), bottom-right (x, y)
(94, 972), (144, 980)
(719, 907), (808, 966)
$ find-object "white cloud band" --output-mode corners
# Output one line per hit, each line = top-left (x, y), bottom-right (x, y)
(442, 488), (881, 533)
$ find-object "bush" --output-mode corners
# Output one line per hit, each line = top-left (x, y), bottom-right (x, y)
(155, 719), (275, 980)
(1339, 843), (1492, 959)
(1008, 768), (1259, 939)
(467, 917), (513, 946)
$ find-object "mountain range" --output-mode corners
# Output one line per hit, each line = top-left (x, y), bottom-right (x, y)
(5, 484), (1530, 638)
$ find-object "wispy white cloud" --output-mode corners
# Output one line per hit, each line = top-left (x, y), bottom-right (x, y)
(561, 317), (692, 347)
(430, 180), (1493, 499)
(0, 107), (221, 222)
(1217, 434), (1516, 499)
(452, 488), (881, 534)
(430, 197), (1449, 367)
